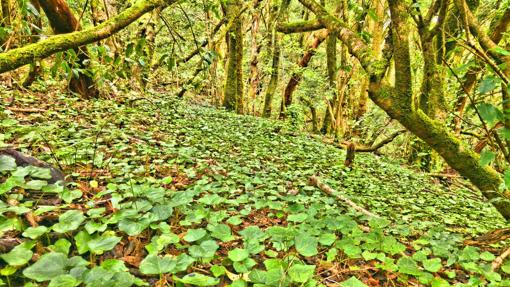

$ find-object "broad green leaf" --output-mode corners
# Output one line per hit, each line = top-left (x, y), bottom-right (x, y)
(0, 241), (34, 266)
(52, 210), (85, 233)
(288, 264), (315, 283)
(48, 274), (80, 287)
(319, 233), (336, 246)
(397, 257), (421, 276)
(340, 276), (368, 287)
(184, 228), (207, 242)
(208, 224), (234, 242)
(177, 273), (220, 286)
(478, 77), (500, 95)
(23, 252), (68, 282)
(0, 155), (16, 172)
(480, 251), (496, 261)
(228, 248), (249, 262)
(74, 231), (92, 254)
(139, 254), (176, 275)
(477, 103), (503, 125)
(189, 240), (219, 258)
(88, 235), (121, 254)
(423, 258), (442, 273)
(210, 265), (227, 277)
(295, 233), (318, 257)
(22, 226), (48, 239)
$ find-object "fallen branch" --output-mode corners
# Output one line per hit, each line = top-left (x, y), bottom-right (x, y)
(7, 107), (47, 113)
(309, 176), (380, 219)
(0, 238), (22, 253)
(322, 130), (406, 153)
(464, 227), (510, 246)
(492, 246), (510, 271)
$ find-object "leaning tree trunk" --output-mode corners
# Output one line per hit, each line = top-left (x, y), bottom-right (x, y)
(38, 0), (99, 98)
(223, 1), (244, 114)
(280, 30), (328, 119)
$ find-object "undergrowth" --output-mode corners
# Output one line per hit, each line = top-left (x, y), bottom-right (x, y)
(0, 88), (508, 286)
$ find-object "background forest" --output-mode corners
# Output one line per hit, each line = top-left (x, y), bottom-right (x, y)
(1, 0), (510, 286)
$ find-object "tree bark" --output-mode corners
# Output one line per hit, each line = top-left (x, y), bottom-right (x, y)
(262, 0), (289, 118)
(22, 0), (43, 87)
(0, 0), (174, 74)
(38, 0), (99, 98)
(280, 30), (328, 118)
(0, 0), (11, 46)
(247, 0), (262, 115)
(223, 0), (244, 113)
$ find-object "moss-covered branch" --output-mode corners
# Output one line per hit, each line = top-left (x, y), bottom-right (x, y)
(276, 19), (324, 33)
(0, 0), (176, 73)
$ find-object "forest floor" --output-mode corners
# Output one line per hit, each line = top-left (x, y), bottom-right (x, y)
(0, 86), (509, 286)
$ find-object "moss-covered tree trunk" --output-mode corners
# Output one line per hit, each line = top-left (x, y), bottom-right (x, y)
(0, 0), (172, 74)
(247, 0), (262, 115)
(0, 0), (11, 46)
(298, 0), (510, 220)
(355, 0), (384, 120)
(223, 0), (244, 114)
(0, 0), (10, 26)
(38, 0), (99, 98)
(321, 32), (338, 134)
(262, 0), (289, 118)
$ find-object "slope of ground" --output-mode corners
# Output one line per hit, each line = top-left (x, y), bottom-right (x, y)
(0, 88), (508, 286)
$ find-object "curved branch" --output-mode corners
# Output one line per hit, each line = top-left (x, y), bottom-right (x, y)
(276, 19), (324, 33)
(0, 0), (176, 73)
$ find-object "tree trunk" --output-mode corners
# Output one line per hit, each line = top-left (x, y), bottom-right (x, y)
(0, 0), (11, 46)
(223, 0), (244, 113)
(23, 0), (43, 87)
(262, 0), (289, 118)
(0, 0), (172, 74)
(136, 8), (159, 89)
(247, 0), (262, 115)
(262, 36), (280, 118)
(38, 0), (98, 98)
(1, 0), (10, 26)
(355, 0), (384, 120)
(223, 0), (244, 114)
(280, 30), (328, 119)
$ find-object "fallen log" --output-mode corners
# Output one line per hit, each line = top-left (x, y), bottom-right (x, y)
(0, 148), (65, 184)
(308, 176), (379, 218)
